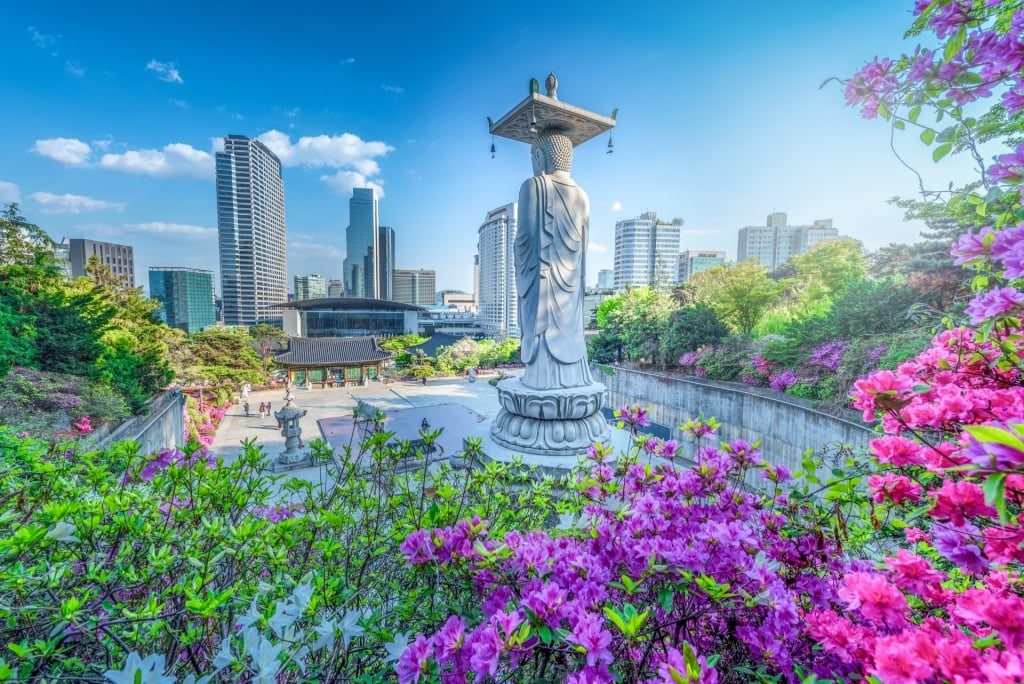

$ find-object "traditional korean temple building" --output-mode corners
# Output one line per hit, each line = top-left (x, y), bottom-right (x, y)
(274, 336), (391, 388)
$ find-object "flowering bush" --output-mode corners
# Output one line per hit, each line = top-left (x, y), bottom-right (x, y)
(395, 418), (859, 683)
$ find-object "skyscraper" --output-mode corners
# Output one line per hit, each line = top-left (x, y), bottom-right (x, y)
(343, 188), (379, 298)
(149, 267), (216, 333)
(294, 273), (326, 301)
(216, 134), (287, 326)
(596, 269), (614, 289)
(477, 202), (518, 338)
(613, 212), (681, 290)
(378, 225), (394, 301)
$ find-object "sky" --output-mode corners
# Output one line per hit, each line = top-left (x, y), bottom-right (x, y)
(0, 1), (987, 295)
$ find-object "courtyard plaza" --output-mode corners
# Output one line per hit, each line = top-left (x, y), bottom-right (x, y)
(210, 371), (529, 481)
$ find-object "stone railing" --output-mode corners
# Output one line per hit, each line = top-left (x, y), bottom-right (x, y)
(89, 391), (185, 454)
(598, 366), (876, 479)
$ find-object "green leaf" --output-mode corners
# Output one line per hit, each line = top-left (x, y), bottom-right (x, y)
(907, 105), (921, 123)
(982, 473), (1008, 523)
(919, 128), (935, 145)
(964, 425), (1024, 451)
(893, 119), (905, 130)
(932, 143), (953, 162)
(944, 25), (966, 61)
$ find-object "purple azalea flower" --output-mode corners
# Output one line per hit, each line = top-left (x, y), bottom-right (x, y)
(950, 227), (993, 265)
(963, 287), (1024, 324)
(933, 523), (989, 575)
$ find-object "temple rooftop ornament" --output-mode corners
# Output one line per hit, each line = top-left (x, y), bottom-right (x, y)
(489, 73), (616, 147)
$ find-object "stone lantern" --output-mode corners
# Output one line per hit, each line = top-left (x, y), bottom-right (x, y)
(272, 390), (312, 471)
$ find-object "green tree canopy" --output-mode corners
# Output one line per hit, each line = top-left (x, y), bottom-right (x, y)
(690, 262), (786, 335)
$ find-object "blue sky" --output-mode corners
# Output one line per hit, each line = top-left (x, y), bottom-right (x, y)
(0, 1), (983, 295)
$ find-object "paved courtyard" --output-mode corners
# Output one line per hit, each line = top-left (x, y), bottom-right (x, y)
(210, 373), (518, 471)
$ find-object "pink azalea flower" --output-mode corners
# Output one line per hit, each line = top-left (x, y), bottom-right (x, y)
(838, 572), (908, 626)
(872, 633), (935, 684)
(565, 612), (613, 668)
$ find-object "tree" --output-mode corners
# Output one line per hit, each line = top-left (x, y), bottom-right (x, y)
(790, 238), (867, 300)
(250, 323), (288, 372)
(0, 203), (55, 267)
(604, 287), (674, 362)
(690, 262), (786, 335)
(658, 304), (730, 367)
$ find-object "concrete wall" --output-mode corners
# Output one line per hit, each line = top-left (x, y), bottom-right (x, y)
(91, 391), (184, 454)
(599, 366), (875, 477)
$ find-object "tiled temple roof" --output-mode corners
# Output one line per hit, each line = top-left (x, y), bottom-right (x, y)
(275, 336), (391, 366)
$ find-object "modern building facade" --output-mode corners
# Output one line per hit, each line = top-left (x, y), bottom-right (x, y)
(280, 298), (422, 338)
(216, 134), (287, 326)
(613, 212), (681, 290)
(149, 267), (216, 334)
(737, 213), (839, 271)
(343, 188), (379, 298)
(393, 269), (436, 306)
(596, 268), (614, 289)
(60, 238), (135, 287)
(294, 274), (326, 301)
(378, 225), (394, 301)
(477, 202), (519, 338)
(678, 250), (727, 282)
(327, 279), (345, 298)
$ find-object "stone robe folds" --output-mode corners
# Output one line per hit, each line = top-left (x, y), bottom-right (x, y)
(515, 172), (593, 390)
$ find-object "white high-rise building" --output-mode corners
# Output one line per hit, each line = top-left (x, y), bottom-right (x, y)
(477, 202), (519, 338)
(343, 188), (379, 298)
(613, 212), (681, 290)
(327, 279), (345, 298)
(737, 213), (840, 271)
(596, 269), (614, 289)
(294, 273), (326, 301)
(216, 134), (287, 326)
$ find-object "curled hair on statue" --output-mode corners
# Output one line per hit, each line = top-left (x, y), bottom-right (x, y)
(534, 130), (573, 172)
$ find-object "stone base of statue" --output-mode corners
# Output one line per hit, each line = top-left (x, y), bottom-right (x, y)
(490, 378), (609, 456)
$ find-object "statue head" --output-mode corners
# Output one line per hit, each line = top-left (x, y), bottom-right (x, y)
(531, 130), (573, 175)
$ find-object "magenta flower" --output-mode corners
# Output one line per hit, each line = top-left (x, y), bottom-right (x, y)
(987, 142), (1024, 183)
(396, 634), (433, 684)
(565, 612), (612, 668)
(950, 226), (993, 265)
(990, 222), (1024, 279)
(838, 572), (908, 626)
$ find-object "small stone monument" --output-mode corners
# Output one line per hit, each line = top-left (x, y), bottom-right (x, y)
(272, 391), (312, 472)
(487, 74), (617, 456)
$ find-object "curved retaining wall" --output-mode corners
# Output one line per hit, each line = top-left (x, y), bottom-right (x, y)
(599, 366), (875, 477)
(90, 391), (184, 454)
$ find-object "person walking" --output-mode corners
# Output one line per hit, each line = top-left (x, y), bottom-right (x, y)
(258, 401), (266, 418)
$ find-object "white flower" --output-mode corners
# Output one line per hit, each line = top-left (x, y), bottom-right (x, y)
(556, 512), (578, 530)
(338, 609), (365, 649)
(268, 598), (300, 638)
(237, 598), (261, 629)
(212, 638), (234, 671)
(312, 617), (336, 651)
(383, 632), (410, 663)
(103, 652), (175, 684)
(46, 521), (80, 543)
(291, 583), (314, 614)
(251, 636), (283, 684)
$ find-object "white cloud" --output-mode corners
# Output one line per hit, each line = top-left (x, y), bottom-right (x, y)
(588, 242), (608, 253)
(320, 171), (385, 198)
(611, 201), (622, 212)
(257, 130), (391, 168)
(0, 181), (20, 203)
(98, 142), (215, 179)
(288, 239), (343, 259)
(169, 98), (188, 109)
(146, 59), (183, 84)
(92, 138), (113, 151)
(30, 192), (125, 214)
(32, 138), (92, 165)
(341, 57), (356, 64)
(381, 84), (404, 94)
(27, 27), (59, 49)
(123, 222), (215, 238)
(283, 107), (300, 119)
(65, 61), (84, 77)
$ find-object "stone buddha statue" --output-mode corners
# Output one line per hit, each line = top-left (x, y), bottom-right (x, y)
(515, 129), (593, 391)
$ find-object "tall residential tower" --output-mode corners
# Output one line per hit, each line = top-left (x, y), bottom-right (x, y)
(216, 134), (287, 326)
(612, 212), (681, 290)
(477, 202), (519, 338)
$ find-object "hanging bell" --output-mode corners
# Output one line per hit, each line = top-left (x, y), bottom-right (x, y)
(606, 135), (614, 154)
(490, 141), (496, 159)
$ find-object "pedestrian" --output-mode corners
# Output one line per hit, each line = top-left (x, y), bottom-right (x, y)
(266, 402), (272, 416)
(243, 401), (250, 416)
(259, 401), (266, 418)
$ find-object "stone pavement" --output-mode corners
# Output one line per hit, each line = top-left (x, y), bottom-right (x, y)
(211, 370), (634, 485)
(210, 374), (521, 473)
